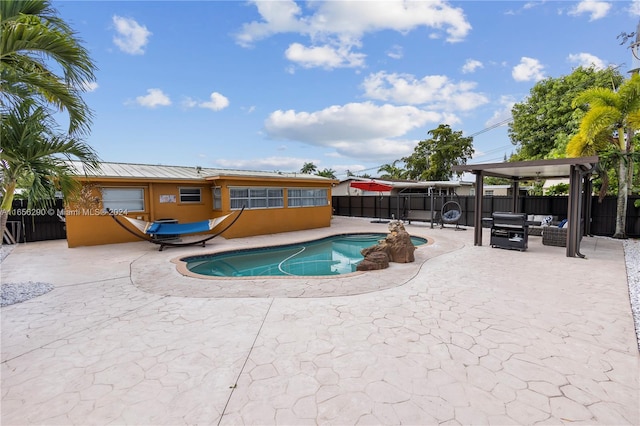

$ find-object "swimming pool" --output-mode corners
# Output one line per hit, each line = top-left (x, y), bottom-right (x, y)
(182, 233), (427, 277)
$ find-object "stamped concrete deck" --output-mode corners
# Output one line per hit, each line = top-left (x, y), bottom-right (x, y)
(1, 216), (638, 425)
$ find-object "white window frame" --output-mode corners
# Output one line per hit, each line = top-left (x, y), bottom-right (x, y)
(101, 187), (145, 212)
(212, 187), (222, 210)
(179, 187), (202, 203)
(287, 188), (328, 208)
(229, 187), (284, 210)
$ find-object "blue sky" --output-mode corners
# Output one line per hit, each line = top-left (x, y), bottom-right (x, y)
(56, 0), (640, 179)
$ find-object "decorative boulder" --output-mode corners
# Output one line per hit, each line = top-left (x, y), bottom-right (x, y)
(384, 220), (416, 263)
(356, 250), (389, 271)
(356, 221), (416, 271)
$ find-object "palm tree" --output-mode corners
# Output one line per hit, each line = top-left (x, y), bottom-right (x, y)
(568, 74), (640, 238)
(1, 100), (99, 239)
(300, 162), (318, 174)
(316, 168), (336, 179)
(378, 160), (407, 180)
(1, 0), (97, 135)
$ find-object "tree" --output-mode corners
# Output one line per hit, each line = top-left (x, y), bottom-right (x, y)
(0, 100), (99, 238)
(0, 0), (97, 135)
(300, 162), (317, 174)
(509, 66), (624, 160)
(567, 74), (640, 238)
(316, 168), (336, 179)
(377, 160), (407, 180)
(545, 183), (570, 196)
(402, 124), (474, 181)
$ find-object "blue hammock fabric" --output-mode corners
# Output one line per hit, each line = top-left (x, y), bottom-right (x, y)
(146, 220), (212, 235)
(122, 213), (233, 238)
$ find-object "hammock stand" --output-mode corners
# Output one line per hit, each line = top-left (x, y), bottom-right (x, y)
(108, 206), (245, 251)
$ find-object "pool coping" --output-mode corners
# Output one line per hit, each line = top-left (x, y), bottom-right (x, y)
(129, 230), (448, 299)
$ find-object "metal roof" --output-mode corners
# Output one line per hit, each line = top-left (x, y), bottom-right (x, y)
(452, 156), (599, 179)
(69, 161), (333, 182)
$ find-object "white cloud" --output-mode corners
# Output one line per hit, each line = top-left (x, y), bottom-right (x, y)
(263, 102), (440, 161)
(183, 92), (230, 111)
(631, 0), (640, 16)
(213, 156), (318, 172)
(567, 52), (606, 70)
(485, 95), (516, 128)
(387, 45), (403, 60)
(234, 1), (306, 47)
(79, 81), (98, 92)
(285, 43), (365, 69)
(112, 16), (152, 55)
(461, 59), (483, 74)
(512, 57), (545, 82)
(200, 92), (230, 111)
(362, 71), (489, 112)
(135, 88), (171, 108)
(236, 0), (471, 69)
(568, 0), (611, 21)
(523, 2), (543, 10)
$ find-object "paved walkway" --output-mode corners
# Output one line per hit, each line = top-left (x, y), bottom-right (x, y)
(1, 217), (638, 425)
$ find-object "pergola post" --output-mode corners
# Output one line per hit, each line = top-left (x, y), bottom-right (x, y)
(474, 172), (484, 246)
(567, 165), (582, 257)
(583, 176), (593, 236)
(511, 180), (520, 213)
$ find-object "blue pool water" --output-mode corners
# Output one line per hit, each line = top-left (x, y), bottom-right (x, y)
(183, 233), (427, 277)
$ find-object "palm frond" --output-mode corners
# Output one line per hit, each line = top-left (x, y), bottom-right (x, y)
(0, 100), (100, 208)
(572, 87), (620, 110)
(0, 0), (97, 135)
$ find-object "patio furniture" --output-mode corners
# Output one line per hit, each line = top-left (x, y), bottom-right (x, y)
(542, 226), (568, 247)
(440, 200), (463, 230)
(527, 215), (561, 236)
(405, 210), (439, 225)
(490, 212), (528, 251)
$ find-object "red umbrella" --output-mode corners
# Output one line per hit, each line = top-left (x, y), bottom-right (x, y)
(350, 180), (393, 192)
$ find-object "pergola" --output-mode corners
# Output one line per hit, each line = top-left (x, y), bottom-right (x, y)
(452, 156), (599, 258)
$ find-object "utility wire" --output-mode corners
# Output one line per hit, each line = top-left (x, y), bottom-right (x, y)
(334, 118), (515, 179)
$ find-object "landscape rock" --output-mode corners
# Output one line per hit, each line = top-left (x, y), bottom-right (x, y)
(357, 221), (416, 271)
(356, 251), (389, 271)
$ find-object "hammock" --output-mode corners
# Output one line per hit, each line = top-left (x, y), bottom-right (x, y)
(108, 206), (244, 251)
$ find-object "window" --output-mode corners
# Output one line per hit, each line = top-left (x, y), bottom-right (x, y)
(229, 187), (283, 210)
(485, 190), (494, 196)
(287, 189), (328, 207)
(102, 188), (144, 212)
(212, 187), (222, 210)
(179, 187), (201, 203)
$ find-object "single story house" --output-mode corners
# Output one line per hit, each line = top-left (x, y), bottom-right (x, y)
(65, 161), (336, 248)
(467, 184), (532, 196)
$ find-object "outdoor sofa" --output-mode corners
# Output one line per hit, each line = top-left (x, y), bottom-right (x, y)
(527, 214), (562, 236)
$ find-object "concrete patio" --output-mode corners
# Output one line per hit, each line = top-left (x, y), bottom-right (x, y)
(1, 216), (638, 425)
